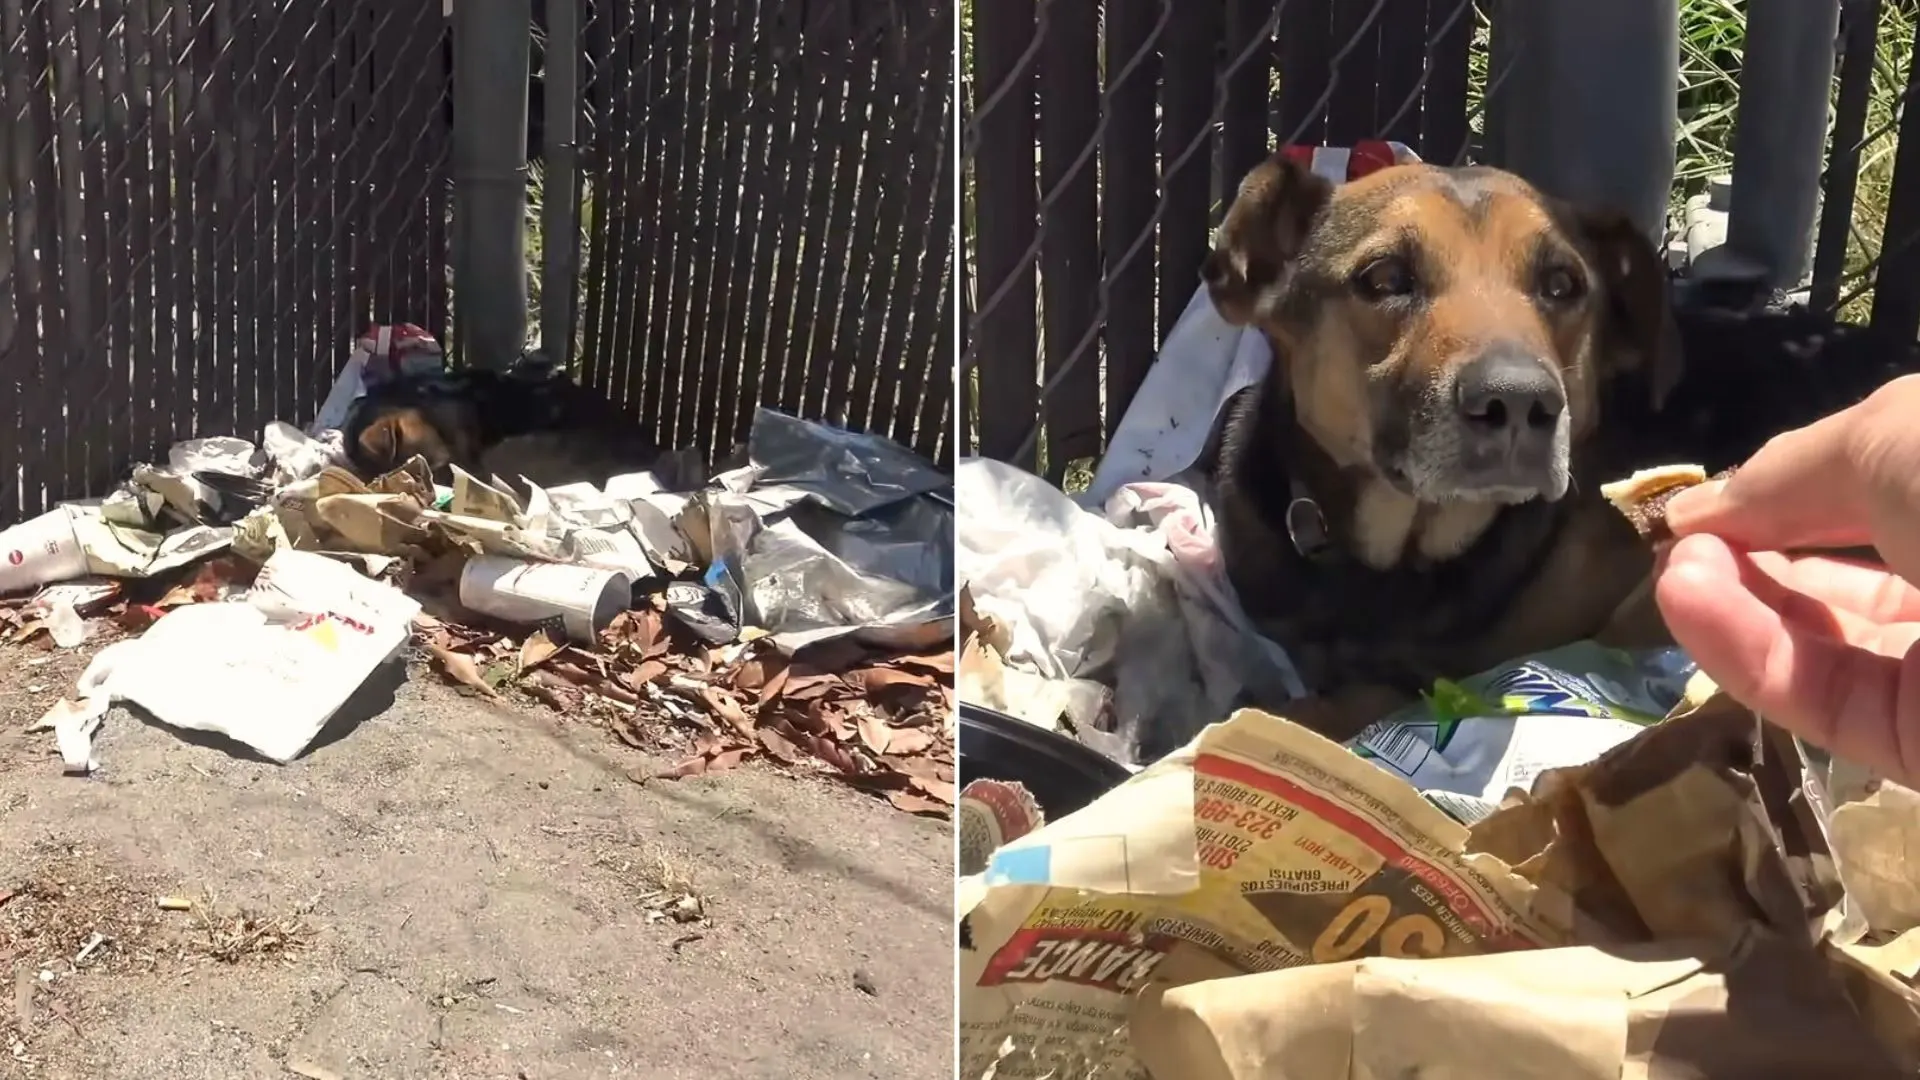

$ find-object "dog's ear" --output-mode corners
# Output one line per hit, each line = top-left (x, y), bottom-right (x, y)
(356, 415), (402, 472)
(1577, 208), (1682, 411)
(1202, 154), (1333, 326)
(391, 410), (455, 468)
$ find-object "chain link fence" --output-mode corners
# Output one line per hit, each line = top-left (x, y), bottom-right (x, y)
(960, 0), (1920, 477)
(556, 0), (955, 467)
(0, 0), (956, 528)
(0, 0), (451, 524)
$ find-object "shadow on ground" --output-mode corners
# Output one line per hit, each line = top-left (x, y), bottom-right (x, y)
(0, 644), (953, 1080)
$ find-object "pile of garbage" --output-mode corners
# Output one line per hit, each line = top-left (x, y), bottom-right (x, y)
(0, 325), (957, 818)
(958, 678), (1920, 1077)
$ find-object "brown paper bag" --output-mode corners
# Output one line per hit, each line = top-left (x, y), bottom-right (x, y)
(1133, 928), (1908, 1079)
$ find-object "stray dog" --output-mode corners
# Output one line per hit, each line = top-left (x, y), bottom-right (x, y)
(1203, 154), (1683, 737)
(343, 373), (485, 478)
(344, 361), (663, 484)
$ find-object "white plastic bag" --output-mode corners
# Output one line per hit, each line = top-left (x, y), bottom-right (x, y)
(60, 550), (419, 770)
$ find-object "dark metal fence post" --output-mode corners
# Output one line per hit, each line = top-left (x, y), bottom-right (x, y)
(453, 0), (533, 370)
(1869, 16), (1920, 341)
(541, 0), (579, 368)
(1485, 0), (1677, 242)
(1726, 0), (1842, 292)
(1811, 0), (1882, 312)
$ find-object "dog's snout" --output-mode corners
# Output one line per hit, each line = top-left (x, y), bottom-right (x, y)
(1419, 346), (1571, 501)
(1455, 350), (1565, 433)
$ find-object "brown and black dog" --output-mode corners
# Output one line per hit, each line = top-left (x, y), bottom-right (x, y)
(343, 364), (665, 487)
(1204, 153), (1683, 738)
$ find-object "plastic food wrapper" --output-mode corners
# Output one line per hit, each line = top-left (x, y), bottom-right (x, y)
(414, 465), (676, 582)
(957, 458), (1300, 765)
(736, 407), (949, 517)
(682, 410), (954, 651)
(1347, 642), (1697, 823)
(959, 691), (1920, 1079)
(1796, 737), (1920, 945)
(701, 490), (953, 651)
(52, 549), (420, 771)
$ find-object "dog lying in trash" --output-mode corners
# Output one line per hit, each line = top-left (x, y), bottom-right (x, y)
(1201, 154), (1694, 740)
(341, 354), (687, 491)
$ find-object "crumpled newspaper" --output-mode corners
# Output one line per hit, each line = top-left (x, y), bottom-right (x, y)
(960, 690), (1920, 1079)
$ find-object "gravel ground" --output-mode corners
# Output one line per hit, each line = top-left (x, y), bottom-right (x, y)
(0, 641), (954, 1079)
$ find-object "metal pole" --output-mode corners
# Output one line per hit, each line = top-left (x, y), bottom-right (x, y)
(452, 0), (532, 370)
(1485, 0), (1678, 244)
(1869, 16), (1920, 341)
(1811, 0), (1882, 311)
(540, 0), (579, 368)
(1725, 0), (1842, 293)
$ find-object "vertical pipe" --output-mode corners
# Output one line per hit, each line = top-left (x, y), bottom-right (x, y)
(1869, 15), (1920, 341)
(452, 0), (532, 370)
(541, 0), (579, 367)
(1485, 0), (1678, 243)
(1811, 0), (1880, 312)
(1726, 0), (1842, 292)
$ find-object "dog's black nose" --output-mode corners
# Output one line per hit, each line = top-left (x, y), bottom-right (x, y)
(1455, 350), (1565, 434)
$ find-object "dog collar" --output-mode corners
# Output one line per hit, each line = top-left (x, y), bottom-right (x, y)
(1285, 482), (1333, 559)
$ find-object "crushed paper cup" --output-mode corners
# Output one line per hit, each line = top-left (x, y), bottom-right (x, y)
(458, 555), (633, 645)
(0, 507), (89, 595)
(958, 779), (1044, 877)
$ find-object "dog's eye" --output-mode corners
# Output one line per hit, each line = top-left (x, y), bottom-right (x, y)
(1353, 257), (1416, 300)
(1537, 265), (1585, 303)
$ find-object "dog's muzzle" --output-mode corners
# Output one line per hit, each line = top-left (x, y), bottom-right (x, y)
(1405, 346), (1571, 502)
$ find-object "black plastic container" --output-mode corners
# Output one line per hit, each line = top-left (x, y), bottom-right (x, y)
(193, 470), (278, 524)
(958, 702), (1133, 820)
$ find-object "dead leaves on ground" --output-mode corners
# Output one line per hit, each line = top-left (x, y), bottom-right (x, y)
(4, 556), (957, 820)
(414, 605), (957, 818)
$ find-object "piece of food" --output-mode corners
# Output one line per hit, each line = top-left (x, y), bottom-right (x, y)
(1600, 464), (1711, 541)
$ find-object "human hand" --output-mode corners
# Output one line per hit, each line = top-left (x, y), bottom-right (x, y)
(1654, 375), (1920, 784)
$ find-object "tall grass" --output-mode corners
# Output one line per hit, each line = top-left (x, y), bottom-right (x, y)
(1464, 0), (1915, 317)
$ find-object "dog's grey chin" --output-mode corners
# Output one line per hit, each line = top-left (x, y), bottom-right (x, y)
(1397, 463), (1570, 505)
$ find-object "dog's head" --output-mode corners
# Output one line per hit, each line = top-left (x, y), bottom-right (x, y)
(352, 404), (475, 478)
(1203, 157), (1680, 505)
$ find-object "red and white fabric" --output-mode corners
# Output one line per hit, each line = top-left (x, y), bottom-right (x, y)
(1277, 140), (1421, 185)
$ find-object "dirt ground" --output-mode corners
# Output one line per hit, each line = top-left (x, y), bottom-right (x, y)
(0, 640), (954, 1079)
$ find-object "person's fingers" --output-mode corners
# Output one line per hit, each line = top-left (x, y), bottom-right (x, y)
(1664, 419), (1873, 550)
(1666, 375), (1920, 562)
(1655, 535), (1920, 783)
(1743, 551), (1920, 625)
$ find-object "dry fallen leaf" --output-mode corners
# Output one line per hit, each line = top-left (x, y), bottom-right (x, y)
(883, 726), (936, 757)
(910, 775), (957, 805)
(886, 790), (952, 816)
(633, 609), (670, 658)
(856, 712), (893, 756)
(896, 651), (956, 675)
(623, 658), (671, 688)
(781, 673), (843, 702)
(428, 643), (501, 699)
(757, 726), (804, 764)
(518, 630), (562, 673)
(699, 686), (757, 738)
(594, 677), (641, 706)
(853, 666), (936, 693)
